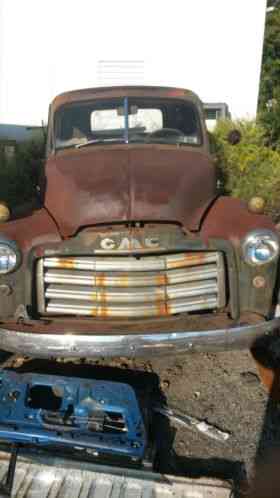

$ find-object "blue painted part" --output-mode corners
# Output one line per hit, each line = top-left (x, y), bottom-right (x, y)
(0, 370), (146, 461)
(124, 97), (129, 143)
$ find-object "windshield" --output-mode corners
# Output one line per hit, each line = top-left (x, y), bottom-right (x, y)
(54, 97), (202, 150)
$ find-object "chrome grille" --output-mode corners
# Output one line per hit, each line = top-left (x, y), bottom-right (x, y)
(37, 252), (226, 318)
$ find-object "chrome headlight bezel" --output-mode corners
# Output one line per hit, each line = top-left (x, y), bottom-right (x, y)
(0, 237), (22, 275)
(242, 229), (279, 266)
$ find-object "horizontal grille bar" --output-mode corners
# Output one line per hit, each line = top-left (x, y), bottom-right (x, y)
(44, 264), (218, 288)
(37, 251), (226, 318)
(46, 295), (219, 317)
(43, 252), (219, 272)
(45, 280), (218, 304)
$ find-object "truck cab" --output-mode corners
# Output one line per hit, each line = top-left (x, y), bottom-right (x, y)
(0, 86), (279, 359)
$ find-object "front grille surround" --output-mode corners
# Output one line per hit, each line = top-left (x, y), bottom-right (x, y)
(37, 252), (226, 318)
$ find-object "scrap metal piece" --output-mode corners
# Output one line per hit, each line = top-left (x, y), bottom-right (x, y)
(153, 405), (230, 443)
(0, 370), (147, 464)
(0, 444), (18, 497)
(0, 452), (233, 498)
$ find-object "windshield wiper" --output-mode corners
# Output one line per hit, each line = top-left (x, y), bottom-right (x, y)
(76, 138), (125, 149)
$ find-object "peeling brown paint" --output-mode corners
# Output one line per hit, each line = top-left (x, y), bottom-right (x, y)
(44, 85), (215, 237)
(44, 147), (216, 238)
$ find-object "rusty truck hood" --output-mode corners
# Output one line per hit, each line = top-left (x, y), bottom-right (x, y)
(44, 145), (216, 237)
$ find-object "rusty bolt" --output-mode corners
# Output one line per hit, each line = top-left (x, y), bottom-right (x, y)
(248, 197), (265, 214)
(253, 276), (266, 289)
(160, 379), (170, 391)
(0, 284), (12, 296)
(0, 202), (10, 223)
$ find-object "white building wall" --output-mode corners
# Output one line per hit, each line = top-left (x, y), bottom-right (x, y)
(0, 0), (267, 126)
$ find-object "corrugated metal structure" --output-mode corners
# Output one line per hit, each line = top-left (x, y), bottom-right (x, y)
(0, 452), (233, 498)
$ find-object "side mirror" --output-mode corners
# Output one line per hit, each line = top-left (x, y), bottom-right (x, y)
(227, 129), (242, 145)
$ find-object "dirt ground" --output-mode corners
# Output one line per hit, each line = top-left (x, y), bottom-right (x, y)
(7, 347), (280, 493)
(107, 350), (274, 486)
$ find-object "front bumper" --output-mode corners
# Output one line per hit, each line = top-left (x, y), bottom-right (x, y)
(0, 318), (279, 359)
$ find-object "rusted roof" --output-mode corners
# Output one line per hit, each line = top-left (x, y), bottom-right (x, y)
(51, 86), (202, 113)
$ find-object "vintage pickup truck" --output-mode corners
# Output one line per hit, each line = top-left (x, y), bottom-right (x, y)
(0, 86), (279, 359)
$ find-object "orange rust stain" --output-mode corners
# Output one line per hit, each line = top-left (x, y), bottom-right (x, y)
(96, 273), (106, 287)
(168, 253), (206, 269)
(155, 288), (165, 302)
(97, 305), (109, 318)
(90, 306), (97, 317)
(156, 301), (169, 316)
(252, 350), (280, 401)
(166, 302), (172, 315)
(99, 289), (108, 303)
(255, 360), (280, 401)
(157, 274), (167, 286)
(57, 259), (75, 269)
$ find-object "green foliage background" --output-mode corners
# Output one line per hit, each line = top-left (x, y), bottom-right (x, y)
(258, 5), (280, 150)
(0, 138), (45, 209)
(213, 119), (280, 220)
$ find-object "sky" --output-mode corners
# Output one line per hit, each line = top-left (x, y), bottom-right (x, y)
(0, 0), (267, 125)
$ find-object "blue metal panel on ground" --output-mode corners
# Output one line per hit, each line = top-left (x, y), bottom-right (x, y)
(0, 370), (146, 463)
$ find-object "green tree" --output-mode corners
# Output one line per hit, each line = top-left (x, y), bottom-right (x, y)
(258, 6), (280, 148)
(267, 1), (280, 8)
(0, 137), (45, 209)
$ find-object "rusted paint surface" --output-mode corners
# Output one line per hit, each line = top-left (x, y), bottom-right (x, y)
(0, 208), (61, 252)
(157, 301), (169, 316)
(157, 274), (167, 286)
(43, 85), (215, 236)
(95, 273), (106, 287)
(1, 311), (263, 335)
(44, 146), (216, 237)
(200, 196), (276, 245)
(50, 85), (203, 115)
(79, 223), (190, 253)
(256, 362), (280, 399)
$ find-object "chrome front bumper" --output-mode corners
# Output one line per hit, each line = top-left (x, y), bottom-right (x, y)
(0, 318), (279, 359)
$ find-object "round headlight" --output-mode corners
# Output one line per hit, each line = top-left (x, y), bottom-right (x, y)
(0, 238), (21, 274)
(242, 229), (279, 266)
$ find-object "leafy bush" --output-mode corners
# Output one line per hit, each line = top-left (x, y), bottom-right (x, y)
(212, 119), (280, 220)
(0, 137), (45, 209)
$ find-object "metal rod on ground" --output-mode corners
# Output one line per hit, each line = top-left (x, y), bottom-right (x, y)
(153, 405), (230, 443)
